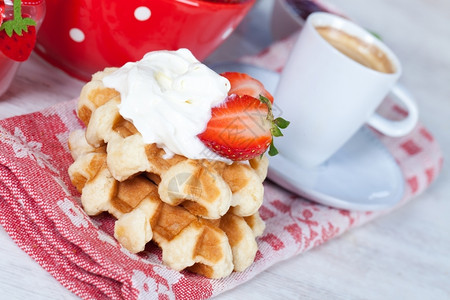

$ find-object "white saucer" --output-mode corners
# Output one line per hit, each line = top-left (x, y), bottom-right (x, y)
(211, 62), (405, 211)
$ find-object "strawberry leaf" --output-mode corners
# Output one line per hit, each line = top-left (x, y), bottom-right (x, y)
(0, 21), (16, 36)
(13, 24), (25, 35)
(271, 126), (283, 137)
(268, 141), (279, 156)
(22, 17), (37, 27)
(275, 117), (290, 129)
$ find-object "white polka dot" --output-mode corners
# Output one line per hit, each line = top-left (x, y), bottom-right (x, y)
(69, 28), (85, 43)
(134, 6), (151, 21)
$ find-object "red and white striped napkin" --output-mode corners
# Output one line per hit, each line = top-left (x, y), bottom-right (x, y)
(0, 36), (443, 299)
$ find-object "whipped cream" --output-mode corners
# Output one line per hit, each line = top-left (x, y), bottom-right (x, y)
(102, 49), (230, 161)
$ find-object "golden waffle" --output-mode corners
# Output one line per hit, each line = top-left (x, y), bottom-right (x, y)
(77, 68), (120, 126)
(68, 68), (269, 278)
(68, 133), (265, 278)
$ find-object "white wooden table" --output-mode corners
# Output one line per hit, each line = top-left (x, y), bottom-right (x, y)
(1, 0), (449, 299)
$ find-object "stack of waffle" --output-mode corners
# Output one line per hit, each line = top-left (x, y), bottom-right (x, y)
(68, 68), (268, 278)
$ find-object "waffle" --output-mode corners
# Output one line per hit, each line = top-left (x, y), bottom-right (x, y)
(77, 67), (120, 126)
(68, 131), (265, 278)
(68, 68), (268, 278)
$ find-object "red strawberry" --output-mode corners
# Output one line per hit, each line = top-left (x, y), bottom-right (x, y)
(198, 94), (289, 161)
(221, 72), (274, 103)
(0, 0), (37, 62)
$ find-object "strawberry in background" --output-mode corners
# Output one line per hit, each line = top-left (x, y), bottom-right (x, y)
(0, 0), (37, 61)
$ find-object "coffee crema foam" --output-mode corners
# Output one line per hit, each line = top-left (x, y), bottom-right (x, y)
(316, 26), (396, 74)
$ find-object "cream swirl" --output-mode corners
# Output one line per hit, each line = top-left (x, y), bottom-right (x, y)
(102, 49), (230, 161)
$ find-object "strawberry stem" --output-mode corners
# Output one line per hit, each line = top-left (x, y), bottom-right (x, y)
(13, 0), (22, 20)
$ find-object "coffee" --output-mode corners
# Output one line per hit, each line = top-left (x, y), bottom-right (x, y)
(316, 26), (396, 74)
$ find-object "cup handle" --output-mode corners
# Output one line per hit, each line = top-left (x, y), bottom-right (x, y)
(367, 84), (419, 137)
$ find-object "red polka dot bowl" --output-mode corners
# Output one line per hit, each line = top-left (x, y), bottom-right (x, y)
(35, 0), (256, 81)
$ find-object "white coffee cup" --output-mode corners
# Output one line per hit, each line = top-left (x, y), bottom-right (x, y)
(274, 12), (418, 168)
